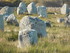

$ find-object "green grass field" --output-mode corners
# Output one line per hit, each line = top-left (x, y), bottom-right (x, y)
(0, 10), (70, 53)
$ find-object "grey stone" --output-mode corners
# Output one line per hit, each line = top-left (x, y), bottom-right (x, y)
(27, 2), (37, 14)
(17, 2), (27, 15)
(0, 15), (4, 31)
(6, 14), (19, 26)
(19, 16), (47, 37)
(18, 29), (38, 48)
(37, 6), (47, 17)
(3, 15), (9, 21)
(0, 6), (13, 15)
(61, 4), (69, 14)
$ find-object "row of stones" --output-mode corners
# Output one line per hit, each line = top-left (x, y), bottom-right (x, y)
(17, 2), (47, 18)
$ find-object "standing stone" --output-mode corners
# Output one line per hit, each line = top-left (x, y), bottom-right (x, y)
(0, 6), (13, 15)
(19, 16), (46, 37)
(17, 2), (27, 15)
(27, 2), (37, 14)
(6, 14), (19, 26)
(61, 4), (69, 14)
(0, 6), (14, 20)
(18, 29), (38, 48)
(37, 6), (47, 17)
(0, 15), (4, 31)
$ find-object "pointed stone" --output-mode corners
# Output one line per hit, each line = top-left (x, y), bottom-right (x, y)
(17, 2), (27, 15)
(61, 4), (69, 14)
(27, 2), (37, 14)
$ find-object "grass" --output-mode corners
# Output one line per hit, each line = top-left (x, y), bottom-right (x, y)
(0, 40), (17, 53)
(0, 10), (70, 53)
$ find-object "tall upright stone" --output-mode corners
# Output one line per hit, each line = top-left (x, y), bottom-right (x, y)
(61, 4), (69, 14)
(19, 16), (47, 37)
(0, 15), (4, 31)
(27, 2), (37, 14)
(17, 2), (27, 15)
(18, 29), (38, 48)
(37, 6), (47, 18)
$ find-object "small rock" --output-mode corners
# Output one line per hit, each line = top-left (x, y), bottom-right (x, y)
(6, 14), (19, 26)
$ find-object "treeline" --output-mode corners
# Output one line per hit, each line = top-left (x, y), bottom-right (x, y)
(0, 0), (21, 7)
(2, 0), (70, 2)
(0, 0), (70, 7)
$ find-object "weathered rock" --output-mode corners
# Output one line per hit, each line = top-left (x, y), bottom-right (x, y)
(61, 4), (69, 14)
(37, 6), (47, 17)
(17, 2), (27, 15)
(19, 16), (46, 37)
(0, 15), (4, 31)
(0, 6), (13, 15)
(0, 6), (14, 21)
(27, 2), (37, 14)
(6, 14), (19, 26)
(18, 29), (38, 48)
(57, 18), (65, 23)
